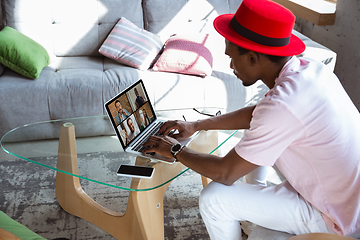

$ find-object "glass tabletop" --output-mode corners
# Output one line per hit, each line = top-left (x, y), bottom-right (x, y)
(1, 108), (242, 191)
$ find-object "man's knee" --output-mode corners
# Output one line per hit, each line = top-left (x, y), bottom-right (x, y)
(199, 181), (227, 213)
(199, 181), (219, 220)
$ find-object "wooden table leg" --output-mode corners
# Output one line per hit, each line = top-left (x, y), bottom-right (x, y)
(55, 123), (218, 239)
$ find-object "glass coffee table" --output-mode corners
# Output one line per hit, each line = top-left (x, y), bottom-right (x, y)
(1, 108), (241, 240)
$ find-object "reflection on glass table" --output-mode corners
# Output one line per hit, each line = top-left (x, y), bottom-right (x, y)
(0, 107), (242, 240)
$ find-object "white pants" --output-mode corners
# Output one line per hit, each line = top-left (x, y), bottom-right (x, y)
(199, 174), (334, 240)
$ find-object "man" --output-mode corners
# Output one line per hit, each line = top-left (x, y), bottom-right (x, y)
(115, 100), (130, 125)
(143, 0), (360, 239)
(126, 117), (140, 142)
(134, 88), (145, 109)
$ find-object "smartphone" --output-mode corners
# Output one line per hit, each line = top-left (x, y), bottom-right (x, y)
(117, 164), (155, 179)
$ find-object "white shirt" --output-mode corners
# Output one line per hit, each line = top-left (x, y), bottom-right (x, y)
(235, 57), (360, 236)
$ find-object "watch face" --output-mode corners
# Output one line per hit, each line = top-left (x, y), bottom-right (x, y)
(172, 143), (181, 152)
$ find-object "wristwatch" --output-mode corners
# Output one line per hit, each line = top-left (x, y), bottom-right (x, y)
(170, 143), (184, 159)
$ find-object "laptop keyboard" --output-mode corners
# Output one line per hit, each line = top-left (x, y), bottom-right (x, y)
(133, 121), (164, 152)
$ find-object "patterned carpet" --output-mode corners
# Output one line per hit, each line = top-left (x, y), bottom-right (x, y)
(0, 152), (210, 240)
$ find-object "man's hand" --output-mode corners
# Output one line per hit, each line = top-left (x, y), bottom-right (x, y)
(159, 120), (197, 139)
(121, 109), (128, 116)
(143, 135), (180, 159)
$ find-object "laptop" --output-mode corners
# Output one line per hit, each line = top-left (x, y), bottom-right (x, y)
(105, 79), (194, 164)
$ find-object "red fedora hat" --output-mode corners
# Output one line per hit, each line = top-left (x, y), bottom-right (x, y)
(214, 0), (305, 56)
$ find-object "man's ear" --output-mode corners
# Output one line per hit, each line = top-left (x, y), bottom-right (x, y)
(248, 51), (260, 66)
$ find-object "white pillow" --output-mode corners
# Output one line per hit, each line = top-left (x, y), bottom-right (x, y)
(99, 17), (163, 70)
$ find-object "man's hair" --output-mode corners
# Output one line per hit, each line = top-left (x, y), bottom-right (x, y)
(237, 46), (288, 63)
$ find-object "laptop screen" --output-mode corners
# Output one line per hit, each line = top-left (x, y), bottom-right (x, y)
(105, 80), (156, 148)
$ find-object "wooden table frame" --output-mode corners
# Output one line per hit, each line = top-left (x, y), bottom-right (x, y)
(55, 123), (217, 240)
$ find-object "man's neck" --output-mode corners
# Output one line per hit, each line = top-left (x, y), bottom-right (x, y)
(261, 56), (292, 89)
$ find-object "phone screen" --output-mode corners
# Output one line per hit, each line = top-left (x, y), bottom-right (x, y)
(117, 165), (154, 178)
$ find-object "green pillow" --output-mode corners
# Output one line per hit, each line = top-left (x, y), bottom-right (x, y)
(0, 211), (46, 240)
(0, 26), (50, 79)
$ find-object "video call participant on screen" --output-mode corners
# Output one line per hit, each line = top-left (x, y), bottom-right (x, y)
(138, 109), (150, 131)
(115, 100), (130, 125)
(134, 88), (145, 109)
(126, 117), (140, 143)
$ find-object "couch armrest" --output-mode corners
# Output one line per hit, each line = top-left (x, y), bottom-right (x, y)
(292, 30), (337, 72)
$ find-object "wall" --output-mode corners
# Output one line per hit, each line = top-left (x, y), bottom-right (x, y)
(297, 0), (360, 111)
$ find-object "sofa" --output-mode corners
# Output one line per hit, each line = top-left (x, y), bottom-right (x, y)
(0, 0), (337, 141)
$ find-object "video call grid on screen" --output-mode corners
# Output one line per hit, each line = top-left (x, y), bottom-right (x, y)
(106, 80), (156, 148)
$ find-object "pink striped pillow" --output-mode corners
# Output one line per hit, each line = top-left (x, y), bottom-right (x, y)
(151, 34), (213, 77)
(99, 17), (163, 70)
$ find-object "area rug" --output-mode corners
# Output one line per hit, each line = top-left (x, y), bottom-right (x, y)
(0, 151), (210, 240)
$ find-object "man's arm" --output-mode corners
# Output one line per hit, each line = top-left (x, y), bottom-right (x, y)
(177, 147), (259, 185)
(122, 109), (130, 116)
(144, 105), (258, 184)
(194, 105), (256, 131)
(160, 105), (256, 138)
(143, 134), (259, 185)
